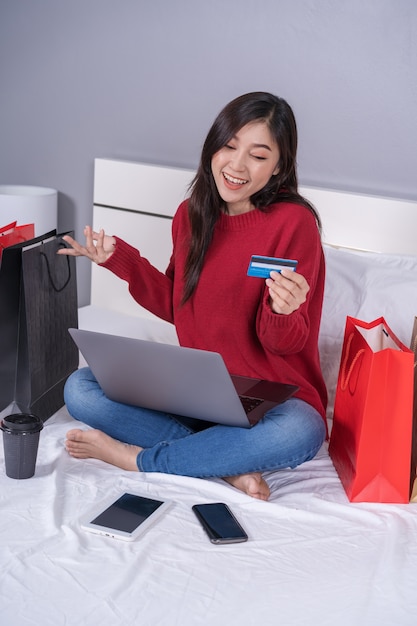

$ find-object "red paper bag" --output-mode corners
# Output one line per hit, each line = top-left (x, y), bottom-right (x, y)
(410, 318), (417, 501)
(329, 316), (414, 503)
(0, 222), (35, 260)
(0, 221), (17, 234)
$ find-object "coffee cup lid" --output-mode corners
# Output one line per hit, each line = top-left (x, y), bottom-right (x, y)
(0, 413), (43, 434)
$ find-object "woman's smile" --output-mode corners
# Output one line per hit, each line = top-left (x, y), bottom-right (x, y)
(222, 172), (249, 189)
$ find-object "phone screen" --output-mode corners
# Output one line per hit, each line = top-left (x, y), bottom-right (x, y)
(192, 503), (248, 543)
(90, 493), (164, 533)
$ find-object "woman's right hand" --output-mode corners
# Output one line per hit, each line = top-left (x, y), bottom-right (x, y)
(57, 226), (116, 264)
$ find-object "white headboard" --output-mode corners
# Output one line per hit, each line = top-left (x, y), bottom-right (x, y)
(91, 157), (417, 319)
(91, 159), (192, 319)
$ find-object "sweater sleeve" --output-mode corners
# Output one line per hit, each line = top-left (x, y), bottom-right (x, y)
(257, 296), (310, 354)
(100, 237), (175, 323)
(255, 210), (324, 355)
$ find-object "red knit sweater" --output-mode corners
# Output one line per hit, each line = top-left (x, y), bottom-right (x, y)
(103, 199), (328, 421)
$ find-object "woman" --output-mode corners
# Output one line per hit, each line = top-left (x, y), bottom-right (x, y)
(59, 92), (327, 501)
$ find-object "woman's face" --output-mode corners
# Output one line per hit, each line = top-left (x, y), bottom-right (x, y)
(211, 121), (280, 215)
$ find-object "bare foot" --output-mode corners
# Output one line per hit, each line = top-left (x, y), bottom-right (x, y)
(65, 428), (141, 472)
(224, 472), (270, 501)
(66, 430), (270, 499)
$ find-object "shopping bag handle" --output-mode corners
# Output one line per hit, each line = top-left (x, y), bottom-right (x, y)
(40, 243), (71, 293)
(340, 333), (365, 392)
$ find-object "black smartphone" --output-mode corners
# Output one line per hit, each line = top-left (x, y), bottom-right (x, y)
(192, 503), (248, 544)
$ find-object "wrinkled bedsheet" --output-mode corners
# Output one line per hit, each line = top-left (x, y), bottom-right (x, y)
(1, 404), (417, 626)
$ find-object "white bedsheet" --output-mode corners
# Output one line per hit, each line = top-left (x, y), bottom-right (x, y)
(1, 404), (417, 626)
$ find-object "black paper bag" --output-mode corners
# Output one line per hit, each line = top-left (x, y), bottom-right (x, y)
(0, 230), (57, 412)
(0, 231), (79, 420)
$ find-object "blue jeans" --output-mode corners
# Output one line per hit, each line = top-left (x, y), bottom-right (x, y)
(64, 367), (326, 478)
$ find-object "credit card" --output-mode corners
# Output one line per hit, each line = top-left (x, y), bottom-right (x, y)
(247, 255), (298, 278)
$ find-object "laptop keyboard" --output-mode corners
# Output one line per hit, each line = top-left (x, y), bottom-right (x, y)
(239, 396), (263, 414)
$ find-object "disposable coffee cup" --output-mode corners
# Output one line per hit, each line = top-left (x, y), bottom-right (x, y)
(1, 413), (43, 479)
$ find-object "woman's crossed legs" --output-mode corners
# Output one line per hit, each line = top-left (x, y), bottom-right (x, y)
(64, 368), (325, 500)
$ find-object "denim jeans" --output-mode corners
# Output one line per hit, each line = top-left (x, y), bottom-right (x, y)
(64, 367), (326, 478)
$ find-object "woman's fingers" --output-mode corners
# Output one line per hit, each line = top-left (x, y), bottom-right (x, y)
(57, 226), (113, 263)
(266, 269), (309, 314)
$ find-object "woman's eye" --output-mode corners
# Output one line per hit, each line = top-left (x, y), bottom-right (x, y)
(225, 144), (235, 150)
(253, 155), (267, 160)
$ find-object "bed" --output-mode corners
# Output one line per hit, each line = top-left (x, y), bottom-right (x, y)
(1, 158), (417, 626)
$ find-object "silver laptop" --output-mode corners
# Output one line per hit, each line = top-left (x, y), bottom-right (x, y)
(69, 328), (298, 428)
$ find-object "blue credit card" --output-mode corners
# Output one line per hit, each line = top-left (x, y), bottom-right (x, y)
(247, 255), (298, 278)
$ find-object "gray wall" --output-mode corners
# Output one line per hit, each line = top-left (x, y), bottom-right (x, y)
(1, 0), (416, 306)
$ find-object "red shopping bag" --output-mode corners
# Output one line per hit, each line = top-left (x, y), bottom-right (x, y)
(0, 222), (35, 260)
(0, 221), (17, 234)
(329, 316), (414, 503)
(410, 318), (417, 501)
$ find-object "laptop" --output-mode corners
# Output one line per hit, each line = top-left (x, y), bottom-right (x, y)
(69, 328), (299, 428)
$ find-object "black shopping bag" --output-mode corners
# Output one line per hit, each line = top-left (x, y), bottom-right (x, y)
(0, 231), (79, 420)
(0, 230), (57, 412)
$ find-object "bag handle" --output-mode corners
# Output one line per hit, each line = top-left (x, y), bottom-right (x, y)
(40, 243), (71, 293)
(340, 333), (365, 393)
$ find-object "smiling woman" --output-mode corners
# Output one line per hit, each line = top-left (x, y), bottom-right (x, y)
(211, 121), (280, 215)
(184, 92), (321, 302)
(59, 92), (327, 501)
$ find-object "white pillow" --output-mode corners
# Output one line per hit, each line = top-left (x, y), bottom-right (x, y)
(319, 245), (417, 423)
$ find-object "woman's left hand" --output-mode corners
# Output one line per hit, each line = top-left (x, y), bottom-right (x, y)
(266, 269), (309, 315)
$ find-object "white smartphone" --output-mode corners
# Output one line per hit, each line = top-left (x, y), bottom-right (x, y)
(80, 492), (172, 541)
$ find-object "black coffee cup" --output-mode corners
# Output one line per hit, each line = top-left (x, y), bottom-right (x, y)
(1, 413), (43, 479)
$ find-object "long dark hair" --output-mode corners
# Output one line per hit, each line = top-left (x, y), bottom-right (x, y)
(182, 91), (320, 304)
